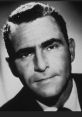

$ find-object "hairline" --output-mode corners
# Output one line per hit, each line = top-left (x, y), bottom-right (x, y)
(2, 2), (69, 58)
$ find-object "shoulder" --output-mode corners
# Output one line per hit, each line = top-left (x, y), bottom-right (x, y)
(72, 73), (82, 94)
(0, 87), (42, 111)
(0, 87), (31, 111)
(72, 73), (82, 85)
(72, 73), (82, 108)
(72, 73), (82, 79)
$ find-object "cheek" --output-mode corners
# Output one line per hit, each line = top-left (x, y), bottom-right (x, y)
(15, 60), (34, 78)
(47, 50), (70, 73)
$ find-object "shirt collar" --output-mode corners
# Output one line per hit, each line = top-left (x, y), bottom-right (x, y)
(64, 79), (81, 111)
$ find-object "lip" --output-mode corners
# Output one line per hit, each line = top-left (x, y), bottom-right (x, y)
(34, 75), (56, 83)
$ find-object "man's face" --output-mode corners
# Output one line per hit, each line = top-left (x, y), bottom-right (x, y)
(10, 16), (74, 98)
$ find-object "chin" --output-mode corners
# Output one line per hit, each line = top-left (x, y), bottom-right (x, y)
(30, 77), (67, 98)
(36, 86), (62, 98)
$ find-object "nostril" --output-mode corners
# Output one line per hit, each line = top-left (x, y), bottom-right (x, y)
(34, 67), (45, 72)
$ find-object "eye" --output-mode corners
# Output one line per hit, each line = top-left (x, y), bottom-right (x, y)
(16, 52), (33, 59)
(47, 43), (59, 51)
(21, 53), (32, 58)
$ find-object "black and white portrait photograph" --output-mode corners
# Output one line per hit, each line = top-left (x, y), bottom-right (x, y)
(0, 0), (82, 112)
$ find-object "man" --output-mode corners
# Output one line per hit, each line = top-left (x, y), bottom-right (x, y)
(0, 2), (82, 111)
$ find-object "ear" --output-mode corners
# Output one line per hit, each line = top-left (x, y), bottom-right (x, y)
(6, 57), (19, 77)
(68, 38), (75, 62)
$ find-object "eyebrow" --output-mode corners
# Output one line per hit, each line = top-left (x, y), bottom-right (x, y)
(41, 38), (63, 48)
(14, 38), (63, 59)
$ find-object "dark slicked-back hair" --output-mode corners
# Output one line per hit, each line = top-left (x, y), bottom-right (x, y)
(3, 2), (69, 59)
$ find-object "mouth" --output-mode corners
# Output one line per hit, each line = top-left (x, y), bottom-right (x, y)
(34, 75), (56, 83)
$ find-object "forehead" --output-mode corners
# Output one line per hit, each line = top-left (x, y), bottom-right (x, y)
(11, 16), (64, 52)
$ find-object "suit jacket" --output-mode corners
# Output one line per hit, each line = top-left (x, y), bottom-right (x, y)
(0, 74), (82, 111)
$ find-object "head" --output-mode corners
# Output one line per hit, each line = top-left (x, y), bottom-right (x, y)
(3, 2), (75, 98)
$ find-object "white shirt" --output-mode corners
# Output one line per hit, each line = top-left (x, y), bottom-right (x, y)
(37, 79), (81, 111)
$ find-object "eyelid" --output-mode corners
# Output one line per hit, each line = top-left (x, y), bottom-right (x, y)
(45, 42), (60, 49)
(15, 50), (34, 59)
(21, 51), (34, 58)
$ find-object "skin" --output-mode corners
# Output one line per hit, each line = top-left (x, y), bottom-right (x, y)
(9, 16), (75, 98)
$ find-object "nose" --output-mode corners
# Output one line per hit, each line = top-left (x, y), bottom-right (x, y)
(34, 48), (48, 72)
